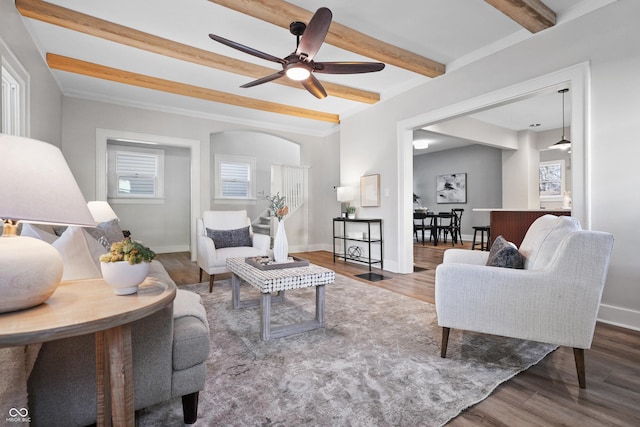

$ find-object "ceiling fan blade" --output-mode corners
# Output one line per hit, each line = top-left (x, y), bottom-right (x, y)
(209, 34), (286, 65)
(314, 62), (386, 74)
(296, 7), (332, 61)
(301, 74), (327, 99)
(240, 70), (286, 88)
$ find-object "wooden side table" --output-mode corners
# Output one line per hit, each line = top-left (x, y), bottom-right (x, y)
(0, 276), (176, 427)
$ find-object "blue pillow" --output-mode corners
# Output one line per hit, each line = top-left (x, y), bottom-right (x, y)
(206, 226), (252, 249)
(486, 235), (524, 269)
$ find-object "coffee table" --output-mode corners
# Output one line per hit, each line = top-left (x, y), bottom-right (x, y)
(226, 257), (335, 340)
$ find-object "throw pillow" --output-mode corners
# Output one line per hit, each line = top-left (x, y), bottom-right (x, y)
(486, 235), (524, 269)
(52, 226), (105, 281)
(206, 226), (252, 249)
(19, 223), (59, 244)
(86, 219), (124, 249)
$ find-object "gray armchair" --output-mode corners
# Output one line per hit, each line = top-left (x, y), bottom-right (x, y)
(435, 215), (614, 388)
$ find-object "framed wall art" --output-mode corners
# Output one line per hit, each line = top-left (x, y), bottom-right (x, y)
(436, 173), (466, 203)
(360, 174), (380, 207)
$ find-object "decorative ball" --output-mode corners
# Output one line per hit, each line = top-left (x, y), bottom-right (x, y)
(347, 245), (362, 260)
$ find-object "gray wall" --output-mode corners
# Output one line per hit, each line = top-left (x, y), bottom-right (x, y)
(413, 144), (502, 236)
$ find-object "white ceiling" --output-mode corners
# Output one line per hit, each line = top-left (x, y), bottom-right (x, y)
(18, 0), (602, 136)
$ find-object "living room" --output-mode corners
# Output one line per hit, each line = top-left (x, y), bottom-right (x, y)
(2, 0), (639, 425)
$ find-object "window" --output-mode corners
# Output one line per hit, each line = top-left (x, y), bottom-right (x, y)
(107, 144), (164, 202)
(1, 56), (28, 136)
(539, 160), (565, 200)
(215, 155), (256, 201)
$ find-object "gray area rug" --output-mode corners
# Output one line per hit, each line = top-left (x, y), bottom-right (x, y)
(138, 274), (556, 426)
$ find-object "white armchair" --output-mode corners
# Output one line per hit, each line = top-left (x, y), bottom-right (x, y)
(435, 215), (614, 388)
(196, 210), (270, 292)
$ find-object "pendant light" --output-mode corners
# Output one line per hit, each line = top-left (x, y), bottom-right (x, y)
(550, 88), (571, 150)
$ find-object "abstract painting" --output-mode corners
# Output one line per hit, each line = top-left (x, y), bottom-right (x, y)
(436, 173), (466, 203)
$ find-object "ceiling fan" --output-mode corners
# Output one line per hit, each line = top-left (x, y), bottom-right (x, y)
(209, 7), (385, 99)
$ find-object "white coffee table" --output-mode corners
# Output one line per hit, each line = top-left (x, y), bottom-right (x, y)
(226, 257), (335, 340)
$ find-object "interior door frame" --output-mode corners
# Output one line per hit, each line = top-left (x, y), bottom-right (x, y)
(95, 128), (201, 260)
(396, 62), (591, 274)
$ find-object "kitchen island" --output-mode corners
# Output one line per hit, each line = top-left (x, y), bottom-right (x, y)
(474, 208), (571, 247)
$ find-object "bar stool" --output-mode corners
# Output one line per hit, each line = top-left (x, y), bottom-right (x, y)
(472, 225), (491, 250)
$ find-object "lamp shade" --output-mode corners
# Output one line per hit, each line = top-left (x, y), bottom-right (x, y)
(0, 134), (95, 226)
(337, 186), (355, 202)
(87, 201), (119, 223)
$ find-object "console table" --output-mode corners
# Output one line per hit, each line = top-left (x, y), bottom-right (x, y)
(333, 218), (383, 271)
(0, 277), (176, 427)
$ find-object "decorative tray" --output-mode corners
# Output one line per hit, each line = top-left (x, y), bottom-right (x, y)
(245, 256), (310, 270)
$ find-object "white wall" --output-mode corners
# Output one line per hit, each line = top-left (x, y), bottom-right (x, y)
(210, 130), (301, 218)
(60, 97), (339, 255)
(341, 0), (640, 330)
(0, 1), (62, 143)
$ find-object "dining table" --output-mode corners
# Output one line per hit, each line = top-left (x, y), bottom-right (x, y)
(414, 211), (458, 247)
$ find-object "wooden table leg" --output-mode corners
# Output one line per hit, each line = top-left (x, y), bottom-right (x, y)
(316, 285), (325, 327)
(261, 293), (271, 340)
(95, 331), (111, 427)
(106, 324), (135, 427)
(232, 273), (241, 309)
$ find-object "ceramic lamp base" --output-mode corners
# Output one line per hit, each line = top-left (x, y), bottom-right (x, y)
(0, 235), (63, 313)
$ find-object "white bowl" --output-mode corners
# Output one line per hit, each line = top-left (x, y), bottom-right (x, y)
(100, 261), (150, 295)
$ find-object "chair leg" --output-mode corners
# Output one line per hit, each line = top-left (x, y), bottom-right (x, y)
(199, 268), (203, 283)
(441, 327), (450, 358)
(182, 391), (199, 424)
(208, 274), (215, 293)
(573, 348), (586, 389)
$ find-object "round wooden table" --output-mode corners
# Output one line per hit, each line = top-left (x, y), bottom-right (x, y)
(0, 276), (176, 427)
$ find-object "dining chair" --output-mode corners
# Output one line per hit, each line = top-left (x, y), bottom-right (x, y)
(436, 212), (455, 246)
(451, 208), (464, 244)
(413, 212), (432, 245)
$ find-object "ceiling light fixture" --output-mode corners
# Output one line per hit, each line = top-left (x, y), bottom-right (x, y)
(285, 63), (311, 81)
(413, 140), (429, 150)
(550, 88), (571, 150)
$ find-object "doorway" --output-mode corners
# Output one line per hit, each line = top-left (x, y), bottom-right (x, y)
(397, 62), (590, 274)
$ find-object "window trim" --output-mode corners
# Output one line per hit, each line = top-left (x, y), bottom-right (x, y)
(214, 154), (256, 203)
(1, 37), (30, 136)
(539, 159), (566, 201)
(107, 144), (165, 203)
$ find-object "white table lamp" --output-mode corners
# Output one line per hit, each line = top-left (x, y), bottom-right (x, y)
(87, 200), (119, 223)
(337, 186), (355, 215)
(0, 134), (95, 313)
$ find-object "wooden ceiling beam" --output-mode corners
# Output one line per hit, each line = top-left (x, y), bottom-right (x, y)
(46, 53), (340, 123)
(15, 0), (379, 104)
(207, 0), (445, 78)
(485, 0), (556, 33)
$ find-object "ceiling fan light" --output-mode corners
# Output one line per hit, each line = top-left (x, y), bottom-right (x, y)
(286, 65), (311, 81)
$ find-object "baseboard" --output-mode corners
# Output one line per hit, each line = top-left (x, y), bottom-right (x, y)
(598, 303), (640, 332)
(153, 244), (190, 254)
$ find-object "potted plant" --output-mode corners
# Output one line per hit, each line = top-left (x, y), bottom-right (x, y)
(346, 206), (356, 219)
(100, 237), (156, 295)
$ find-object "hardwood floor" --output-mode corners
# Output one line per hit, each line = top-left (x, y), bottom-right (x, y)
(156, 244), (640, 426)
